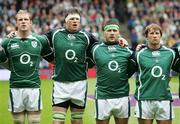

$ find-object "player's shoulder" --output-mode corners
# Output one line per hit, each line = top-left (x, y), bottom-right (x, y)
(31, 33), (44, 41)
(53, 27), (65, 33)
(171, 42), (180, 51)
(124, 46), (134, 54)
(79, 30), (92, 36)
(135, 46), (148, 57)
(172, 42), (180, 48)
(1, 37), (11, 46)
(45, 27), (65, 35)
(31, 33), (40, 38)
(134, 47), (147, 62)
(161, 45), (175, 53)
(92, 42), (103, 50)
(29, 33), (48, 47)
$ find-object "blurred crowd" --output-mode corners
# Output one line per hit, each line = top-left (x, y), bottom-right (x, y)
(127, 0), (180, 49)
(0, 0), (123, 42)
(0, 0), (179, 68)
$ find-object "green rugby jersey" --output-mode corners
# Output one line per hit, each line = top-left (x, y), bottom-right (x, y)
(92, 43), (134, 99)
(0, 45), (7, 63)
(171, 42), (180, 98)
(0, 34), (53, 88)
(134, 46), (176, 100)
(45, 28), (98, 82)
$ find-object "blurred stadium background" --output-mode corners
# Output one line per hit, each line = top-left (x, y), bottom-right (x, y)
(0, 0), (179, 124)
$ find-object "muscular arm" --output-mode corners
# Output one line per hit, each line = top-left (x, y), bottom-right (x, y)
(171, 44), (180, 98)
(127, 51), (137, 78)
(43, 30), (54, 47)
(40, 34), (54, 63)
(0, 44), (10, 70)
(171, 45), (180, 72)
(86, 32), (99, 68)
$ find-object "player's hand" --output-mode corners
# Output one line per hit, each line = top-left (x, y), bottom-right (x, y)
(118, 37), (128, 47)
(136, 44), (146, 51)
(6, 31), (17, 38)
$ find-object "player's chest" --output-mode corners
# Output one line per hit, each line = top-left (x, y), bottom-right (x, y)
(95, 46), (129, 64)
(138, 51), (173, 68)
(7, 40), (41, 56)
(53, 33), (87, 52)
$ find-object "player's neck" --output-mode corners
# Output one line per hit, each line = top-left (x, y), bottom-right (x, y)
(17, 30), (31, 38)
(148, 44), (161, 50)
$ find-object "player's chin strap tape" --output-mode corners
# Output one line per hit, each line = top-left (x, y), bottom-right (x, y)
(71, 112), (83, 120)
(52, 112), (66, 121)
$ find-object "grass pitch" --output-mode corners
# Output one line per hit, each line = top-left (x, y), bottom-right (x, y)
(0, 77), (179, 124)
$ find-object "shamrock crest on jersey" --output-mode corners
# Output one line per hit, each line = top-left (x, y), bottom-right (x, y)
(31, 41), (37, 48)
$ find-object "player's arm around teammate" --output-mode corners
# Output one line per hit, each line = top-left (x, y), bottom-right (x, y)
(43, 7), (99, 124)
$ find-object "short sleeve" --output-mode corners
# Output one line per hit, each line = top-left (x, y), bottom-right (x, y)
(36, 35), (54, 62)
(0, 38), (9, 63)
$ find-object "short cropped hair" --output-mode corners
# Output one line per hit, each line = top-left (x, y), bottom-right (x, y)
(15, 10), (32, 21)
(103, 18), (120, 31)
(64, 7), (81, 18)
(144, 23), (162, 37)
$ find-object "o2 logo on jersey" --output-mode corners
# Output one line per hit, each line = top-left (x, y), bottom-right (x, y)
(20, 54), (33, 66)
(151, 65), (165, 80)
(65, 49), (78, 62)
(108, 60), (120, 72)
